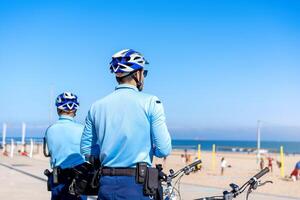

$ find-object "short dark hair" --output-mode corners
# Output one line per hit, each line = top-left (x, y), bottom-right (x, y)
(116, 70), (141, 84)
(57, 109), (76, 116)
(116, 74), (134, 84)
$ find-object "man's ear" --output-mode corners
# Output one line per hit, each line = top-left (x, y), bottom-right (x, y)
(132, 71), (139, 79)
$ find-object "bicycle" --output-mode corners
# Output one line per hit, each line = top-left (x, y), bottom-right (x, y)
(159, 160), (272, 200)
(159, 159), (202, 200)
(195, 167), (273, 200)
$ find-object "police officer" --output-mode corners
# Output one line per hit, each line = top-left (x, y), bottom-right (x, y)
(45, 92), (86, 200)
(81, 49), (172, 199)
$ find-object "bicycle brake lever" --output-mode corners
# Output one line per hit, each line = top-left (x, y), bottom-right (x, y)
(258, 180), (273, 187)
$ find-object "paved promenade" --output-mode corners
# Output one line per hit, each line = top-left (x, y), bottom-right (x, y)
(0, 156), (298, 200)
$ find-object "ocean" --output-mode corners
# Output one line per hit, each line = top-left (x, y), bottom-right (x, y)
(1, 137), (300, 154)
(172, 140), (300, 154)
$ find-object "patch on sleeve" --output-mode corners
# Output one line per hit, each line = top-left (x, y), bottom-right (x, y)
(156, 100), (161, 104)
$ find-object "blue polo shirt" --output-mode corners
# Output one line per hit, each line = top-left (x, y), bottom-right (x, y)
(296, 161), (300, 170)
(45, 115), (85, 169)
(81, 84), (172, 167)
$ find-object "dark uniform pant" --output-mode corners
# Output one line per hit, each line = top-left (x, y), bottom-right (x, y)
(98, 176), (151, 200)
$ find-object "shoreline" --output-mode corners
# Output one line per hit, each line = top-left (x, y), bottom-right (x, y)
(2, 138), (300, 154)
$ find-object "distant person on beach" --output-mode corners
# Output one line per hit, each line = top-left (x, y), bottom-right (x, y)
(221, 157), (229, 175)
(45, 92), (86, 200)
(80, 49), (172, 200)
(184, 148), (192, 164)
(260, 157), (265, 170)
(184, 149), (188, 164)
(290, 161), (300, 181)
(267, 156), (274, 172)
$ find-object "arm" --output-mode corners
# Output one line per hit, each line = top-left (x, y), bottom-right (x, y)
(80, 108), (99, 158)
(43, 128), (51, 158)
(149, 96), (172, 157)
(44, 127), (55, 167)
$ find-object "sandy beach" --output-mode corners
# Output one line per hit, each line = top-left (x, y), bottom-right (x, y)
(153, 150), (300, 199)
(0, 147), (299, 199)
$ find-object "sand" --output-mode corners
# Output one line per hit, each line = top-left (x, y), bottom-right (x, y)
(153, 150), (300, 198)
(1, 146), (299, 199)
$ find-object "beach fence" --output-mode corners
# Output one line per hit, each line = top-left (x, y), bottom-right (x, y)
(3, 138), (43, 158)
(1, 122), (44, 158)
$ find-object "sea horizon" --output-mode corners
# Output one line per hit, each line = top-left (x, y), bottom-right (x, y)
(1, 137), (300, 154)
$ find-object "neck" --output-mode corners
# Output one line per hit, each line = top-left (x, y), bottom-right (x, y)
(58, 111), (75, 118)
(61, 113), (74, 117)
(120, 80), (137, 87)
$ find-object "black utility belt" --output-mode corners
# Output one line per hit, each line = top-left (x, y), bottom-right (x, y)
(44, 162), (162, 199)
(101, 163), (150, 184)
(101, 168), (136, 176)
(44, 163), (100, 195)
(102, 163), (160, 198)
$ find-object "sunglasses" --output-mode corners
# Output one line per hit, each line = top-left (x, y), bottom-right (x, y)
(143, 70), (148, 78)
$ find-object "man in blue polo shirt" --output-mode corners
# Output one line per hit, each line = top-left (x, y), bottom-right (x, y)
(81, 49), (172, 199)
(45, 92), (86, 200)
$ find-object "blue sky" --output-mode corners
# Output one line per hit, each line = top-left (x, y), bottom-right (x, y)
(0, 0), (299, 140)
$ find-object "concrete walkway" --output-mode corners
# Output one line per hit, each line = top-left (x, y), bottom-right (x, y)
(0, 161), (50, 199)
(0, 156), (298, 200)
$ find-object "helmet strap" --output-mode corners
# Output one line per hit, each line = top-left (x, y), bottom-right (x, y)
(132, 74), (143, 91)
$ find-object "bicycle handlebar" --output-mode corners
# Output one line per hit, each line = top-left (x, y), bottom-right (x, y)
(170, 159), (202, 179)
(195, 167), (271, 200)
(253, 167), (269, 180)
(160, 159), (202, 184)
(186, 159), (202, 169)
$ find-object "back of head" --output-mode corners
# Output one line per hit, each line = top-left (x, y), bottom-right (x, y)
(109, 49), (149, 78)
(55, 92), (80, 116)
(109, 49), (149, 91)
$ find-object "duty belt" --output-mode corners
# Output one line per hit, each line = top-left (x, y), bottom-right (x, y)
(101, 168), (136, 176)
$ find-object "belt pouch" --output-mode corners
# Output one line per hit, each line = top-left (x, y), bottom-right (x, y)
(52, 167), (61, 184)
(136, 162), (147, 184)
(143, 168), (159, 196)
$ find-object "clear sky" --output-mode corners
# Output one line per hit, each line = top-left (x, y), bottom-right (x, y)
(0, 0), (299, 140)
